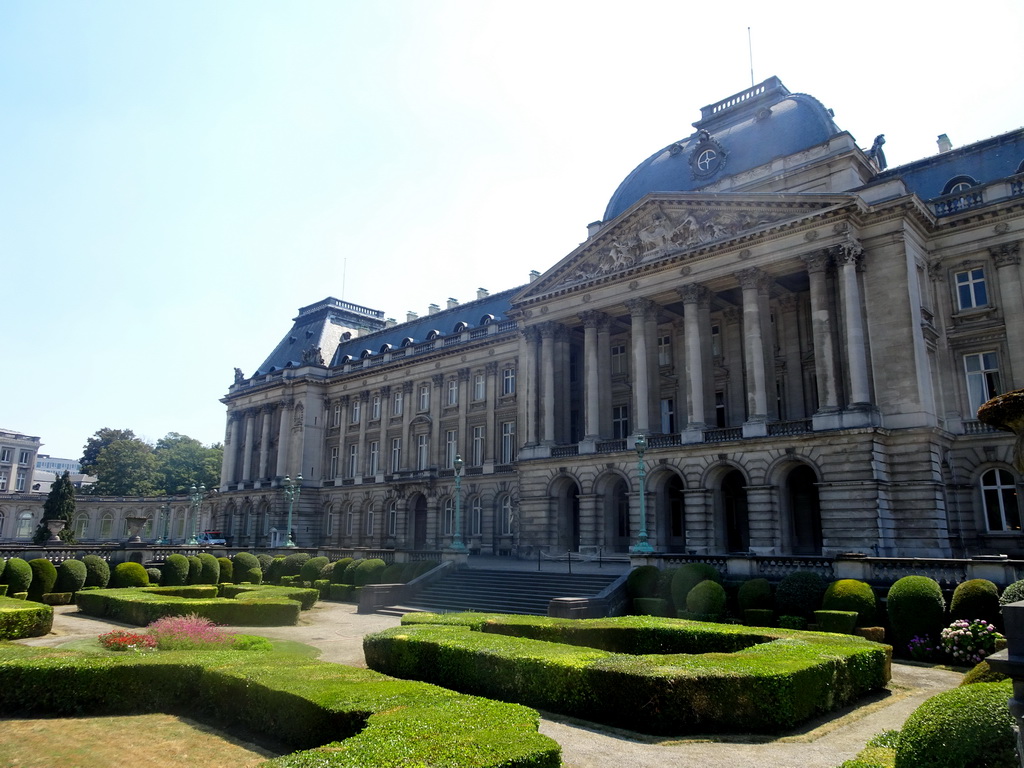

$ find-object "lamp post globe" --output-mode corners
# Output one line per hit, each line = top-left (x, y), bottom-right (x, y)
(631, 434), (654, 554)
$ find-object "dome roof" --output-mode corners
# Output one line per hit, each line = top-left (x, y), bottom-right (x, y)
(603, 77), (843, 221)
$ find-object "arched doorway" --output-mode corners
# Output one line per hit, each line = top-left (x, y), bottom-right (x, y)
(658, 473), (686, 553)
(554, 478), (581, 552)
(721, 470), (749, 553)
(787, 465), (822, 555)
(604, 478), (630, 553)
(412, 495), (428, 549)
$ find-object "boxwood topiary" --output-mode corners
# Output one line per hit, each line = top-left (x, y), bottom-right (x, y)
(26, 559), (57, 602)
(895, 680), (1015, 768)
(380, 563), (406, 584)
(187, 556), (203, 585)
(999, 578), (1024, 606)
(1, 558), (32, 595)
(961, 660), (1009, 686)
(197, 553), (220, 585)
(822, 579), (876, 626)
(55, 559), (88, 594)
(81, 555), (110, 588)
(162, 554), (190, 586)
(255, 553), (274, 574)
(282, 552), (311, 576)
(775, 571), (826, 619)
(231, 552), (260, 578)
(265, 556), (287, 584)
(145, 567), (162, 585)
(887, 575), (946, 655)
(354, 558), (388, 586)
(111, 561), (150, 588)
(300, 556), (329, 583)
(627, 565), (662, 600)
(738, 577), (773, 611)
(217, 557), (234, 583)
(329, 557), (354, 584)
(242, 566), (263, 584)
(342, 559), (361, 585)
(950, 578), (1000, 626)
(670, 563), (721, 609)
(684, 580), (727, 620)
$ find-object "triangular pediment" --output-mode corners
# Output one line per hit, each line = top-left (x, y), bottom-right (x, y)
(516, 194), (857, 301)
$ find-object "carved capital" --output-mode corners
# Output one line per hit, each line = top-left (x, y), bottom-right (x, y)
(432, 374), (444, 387)
(458, 367), (471, 382)
(579, 310), (610, 329)
(624, 297), (656, 318)
(677, 283), (711, 305)
(831, 238), (864, 267)
(485, 361), (499, 375)
(262, 403), (275, 414)
(538, 321), (560, 339)
(279, 398), (294, 410)
(339, 395), (350, 407)
(801, 250), (831, 274)
(992, 241), (1022, 267)
(245, 407), (258, 419)
(522, 325), (541, 344)
(402, 381), (414, 394)
(736, 267), (771, 292)
(358, 390), (370, 402)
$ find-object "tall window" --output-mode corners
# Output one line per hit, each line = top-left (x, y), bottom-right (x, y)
(442, 498), (455, 535)
(16, 511), (32, 539)
(365, 508), (375, 537)
(657, 334), (672, 366)
(502, 367), (516, 395)
(469, 497), (482, 536)
(473, 373), (486, 401)
(346, 510), (355, 536)
(965, 352), (1000, 416)
(500, 421), (516, 464)
(611, 344), (627, 374)
(74, 513), (89, 539)
(416, 434), (429, 470)
(100, 513), (114, 539)
(387, 501), (398, 537)
(326, 510), (335, 536)
(445, 429), (458, 469)
(956, 268), (988, 311)
(418, 384), (430, 411)
(499, 495), (514, 535)
(390, 438), (402, 473)
(350, 399), (361, 424)
(715, 390), (727, 428)
(982, 468), (1021, 531)
(347, 444), (359, 478)
(472, 425), (486, 465)
(393, 390), (404, 416)
(18, 450), (30, 465)
(0, 471), (6, 491)
(371, 395), (381, 420)
(333, 404), (341, 427)
(612, 405), (630, 439)
(330, 446), (339, 478)
(368, 441), (380, 476)
(660, 398), (675, 433)
(15, 470), (25, 492)
(0, 448), (10, 463)
(711, 323), (721, 357)
(447, 379), (458, 406)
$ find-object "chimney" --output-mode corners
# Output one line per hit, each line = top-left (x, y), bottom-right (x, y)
(477, 287), (489, 300)
(937, 134), (953, 153)
(587, 220), (603, 238)
(386, 318), (397, 328)
(447, 297), (459, 309)
(529, 270), (541, 282)
(428, 303), (440, 315)
(406, 311), (419, 322)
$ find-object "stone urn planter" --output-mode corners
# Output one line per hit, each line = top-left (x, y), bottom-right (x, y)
(977, 388), (1024, 472)
(44, 518), (66, 544)
(124, 515), (150, 544)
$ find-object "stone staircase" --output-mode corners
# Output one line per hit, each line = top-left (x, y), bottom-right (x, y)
(388, 568), (621, 616)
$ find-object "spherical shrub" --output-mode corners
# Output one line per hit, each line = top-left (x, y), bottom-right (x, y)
(255, 553), (274, 574)
(187, 555), (203, 585)
(950, 579), (1000, 626)
(776, 571), (827, 619)
(380, 563), (406, 584)
(282, 552), (311, 576)
(887, 575), (946, 655)
(162, 554), (190, 586)
(242, 566), (263, 584)
(217, 557), (234, 583)
(26, 559), (57, 602)
(82, 555), (110, 588)
(738, 578), (773, 611)
(197, 553), (220, 584)
(895, 680), (1015, 768)
(320, 562), (334, 579)
(685, 580), (727, 619)
(670, 563), (721, 609)
(146, 567), (162, 585)
(627, 566), (662, 599)
(300, 556), (329, 583)
(354, 558), (388, 586)
(55, 559), (87, 593)
(1, 557), (33, 594)
(232, 552), (260, 578)
(330, 557), (354, 584)
(822, 579), (876, 626)
(961, 661), (1009, 686)
(265, 556), (286, 584)
(999, 578), (1024, 606)
(342, 560), (361, 585)
(111, 561), (150, 588)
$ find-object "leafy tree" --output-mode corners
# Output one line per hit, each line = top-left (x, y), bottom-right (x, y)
(80, 427), (136, 476)
(32, 471), (78, 544)
(153, 433), (222, 494)
(88, 438), (160, 496)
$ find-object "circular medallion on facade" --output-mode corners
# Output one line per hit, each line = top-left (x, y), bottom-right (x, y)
(689, 130), (727, 179)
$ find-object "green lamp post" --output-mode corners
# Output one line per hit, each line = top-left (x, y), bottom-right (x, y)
(282, 474), (302, 548)
(631, 434), (654, 554)
(449, 454), (466, 552)
(188, 484), (206, 546)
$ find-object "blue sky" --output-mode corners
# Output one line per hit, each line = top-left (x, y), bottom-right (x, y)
(2, 1), (1022, 461)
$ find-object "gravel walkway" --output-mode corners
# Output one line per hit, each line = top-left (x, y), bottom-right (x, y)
(17, 603), (963, 768)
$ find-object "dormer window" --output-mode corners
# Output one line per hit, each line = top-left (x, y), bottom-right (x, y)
(401, 337), (415, 347)
(379, 343), (393, 354)
(453, 321), (469, 333)
(943, 175), (978, 195)
(480, 314), (494, 325)
(426, 330), (441, 341)
(360, 349), (373, 360)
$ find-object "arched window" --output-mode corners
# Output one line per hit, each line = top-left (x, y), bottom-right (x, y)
(346, 510), (355, 537)
(0, 509), (5, 538)
(379, 343), (393, 354)
(426, 329), (441, 341)
(469, 497), (482, 536)
(173, 510), (186, 540)
(366, 508), (375, 537)
(99, 513), (114, 540)
(16, 511), (33, 540)
(387, 500), (398, 537)
(73, 513), (90, 539)
(479, 314), (494, 326)
(943, 175), (978, 195)
(982, 468), (1021, 531)
(401, 337), (415, 348)
(453, 321), (469, 333)
(498, 495), (514, 536)
(442, 498), (455, 536)
(326, 508), (336, 536)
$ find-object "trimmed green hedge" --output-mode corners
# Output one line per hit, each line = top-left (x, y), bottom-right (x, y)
(0, 595), (53, 639)
(74, 586), (305, 626)
(0, 642), (559, 768)
(366, 613), (891, 735)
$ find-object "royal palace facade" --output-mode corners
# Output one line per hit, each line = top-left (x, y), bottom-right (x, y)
(209, 77), (1024, 559)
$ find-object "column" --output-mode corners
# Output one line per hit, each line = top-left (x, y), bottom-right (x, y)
(580, 311), (605, 440)
(834, 241), (871, 406)
(803, 251), (840, 413)
(597, 317), (612, 437)
(484, 361), (498, 463)
(625, 298), (655, 435)
(672, 318), (687, 431)
(275, 399), (293, 479)
(400, 383), (413, 471)
(257, 405), (273, 482)
(644, 308), (660, 431)
(556, 325), (573, 442)
(680, 284), (711, 437)
(430, 374), (443, 467)
(220, 412), (239, 490)
(356, 390), (369, 476)
(738, 267), (770, 427)
(457, 368), (470, 458)
(540, 322), (557, 445)
(521, 327), (540, 446)
(776, 294), (803, 419)
(993, 243), (1024, 384)
(241, 409), (256, 483)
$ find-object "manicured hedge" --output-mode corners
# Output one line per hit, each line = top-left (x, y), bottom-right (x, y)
(0, 595), (53, 639)
(74, 586), (304, 626)
(27, 559), (58, 602)
(82, 555), (110, 588)
(0, 642), (560, 768)
(366, 613), (891, 735)
(219, 584), (319, 610)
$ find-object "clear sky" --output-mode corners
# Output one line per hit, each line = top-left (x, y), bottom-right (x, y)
(2, 1), (1022, 461)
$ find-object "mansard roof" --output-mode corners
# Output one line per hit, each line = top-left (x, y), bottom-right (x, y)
(602, 77), (843, 222)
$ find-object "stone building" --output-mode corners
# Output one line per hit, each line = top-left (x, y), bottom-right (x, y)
(210, 76), (1024, 558)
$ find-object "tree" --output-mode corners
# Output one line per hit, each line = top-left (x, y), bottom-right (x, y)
(32, 471), (78, 544)
(80, 428), (136, 476)
(89, 438), (160, 496)
(153, 433), (222, 494)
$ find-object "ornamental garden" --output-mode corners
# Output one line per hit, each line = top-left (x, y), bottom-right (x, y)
(0, 551), (1021, 768)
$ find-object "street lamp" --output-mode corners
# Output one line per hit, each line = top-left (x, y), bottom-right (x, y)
(156, 501), (171, 545)
(449, 454), (466, 552)
(282, 474), (302, 548)
(631, 434), (654, 554)
(188, 484), (206, 546)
